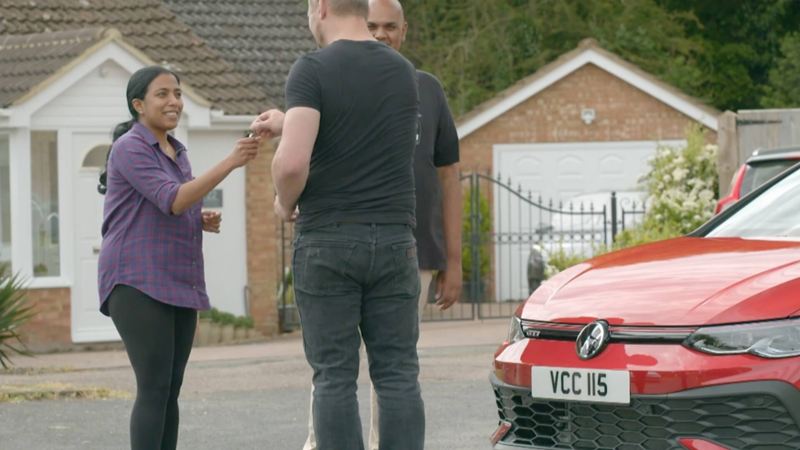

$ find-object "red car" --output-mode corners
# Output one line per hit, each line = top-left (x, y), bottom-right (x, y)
(715, 146), (800, 213)
(492, 163), (800, 449)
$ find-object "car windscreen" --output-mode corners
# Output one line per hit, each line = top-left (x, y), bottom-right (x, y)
(707, 166), (800, 238)
(740, 159), (798, 196)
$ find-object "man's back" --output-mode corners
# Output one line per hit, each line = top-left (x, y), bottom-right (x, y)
(285, 40), (419, 231)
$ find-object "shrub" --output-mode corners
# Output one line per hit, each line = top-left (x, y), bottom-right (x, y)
(462, 186), (491, 284)
(0, 264), (33, 369)
(613, 124), (718, 249)
(544, 246), (587, 277)
(205, 307), (253, 328)
(278, 267), (294, 305)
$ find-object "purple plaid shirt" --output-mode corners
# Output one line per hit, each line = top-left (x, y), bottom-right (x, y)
(98, 122), (208, 315)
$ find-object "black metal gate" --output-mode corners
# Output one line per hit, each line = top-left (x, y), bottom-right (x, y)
(278, 172), (646, 331)
(458, 171), (646, 320)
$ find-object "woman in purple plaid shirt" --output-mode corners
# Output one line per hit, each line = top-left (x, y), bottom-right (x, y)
(97, 66), (259, 450)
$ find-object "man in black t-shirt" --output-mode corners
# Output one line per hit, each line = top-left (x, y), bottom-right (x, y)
(303, 1), (462, 448)
(297, 1), (461, 450)
(250, 1), (424, 449)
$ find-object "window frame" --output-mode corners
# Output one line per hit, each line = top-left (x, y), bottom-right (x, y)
(5, 127), (71, 289)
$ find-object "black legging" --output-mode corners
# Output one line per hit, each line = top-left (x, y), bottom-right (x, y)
(108, 285), (197, 450)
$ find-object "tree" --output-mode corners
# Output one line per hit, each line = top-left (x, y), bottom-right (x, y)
(403, 0), (800, 115)
(658, 0), (800, 110)
(403, 0), (704, 116)
(761, 33), (800, 107)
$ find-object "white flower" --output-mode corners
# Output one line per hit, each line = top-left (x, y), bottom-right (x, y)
(672, 167), (688, 182)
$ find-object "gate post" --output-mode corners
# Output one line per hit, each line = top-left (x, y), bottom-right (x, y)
(610, 191), (618, 243)
(469, 173), (480, 304)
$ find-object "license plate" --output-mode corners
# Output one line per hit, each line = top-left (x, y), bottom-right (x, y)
(532, 366), (630, 404)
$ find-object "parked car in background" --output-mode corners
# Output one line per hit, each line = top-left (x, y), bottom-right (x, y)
(492, 162), (800, 449)
(715, 146), (800, 213)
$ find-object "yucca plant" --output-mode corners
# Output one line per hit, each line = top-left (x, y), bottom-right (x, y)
(0, 263), (33, 369)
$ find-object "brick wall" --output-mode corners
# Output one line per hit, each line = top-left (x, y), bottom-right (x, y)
(245, 139), (281, 336)
(459, 64), (718, 172)
(17, 287), (71, 352)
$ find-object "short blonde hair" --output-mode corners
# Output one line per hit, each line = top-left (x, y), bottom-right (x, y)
(312, 0), (369, 18)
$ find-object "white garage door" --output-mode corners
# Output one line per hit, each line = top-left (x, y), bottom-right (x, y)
(491, 140), (683, 301)
(493, 141), (683, 203)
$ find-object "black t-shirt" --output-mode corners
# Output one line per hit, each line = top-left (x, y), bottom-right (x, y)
(414, 71), (460, 270)
(285, 40), (418, 231)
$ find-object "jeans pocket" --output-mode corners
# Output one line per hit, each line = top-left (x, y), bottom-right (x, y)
(390, 240), (420, 299)
(293, 242), (358, 296)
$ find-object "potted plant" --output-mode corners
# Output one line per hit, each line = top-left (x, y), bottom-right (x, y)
(208, 308), (223, 344)
(233, 316), (248, 341)
(195, 309), (214, 346)
(0, 264), (33, 369)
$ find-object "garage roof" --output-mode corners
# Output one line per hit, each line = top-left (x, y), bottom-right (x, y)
(457, 39), (721, 139)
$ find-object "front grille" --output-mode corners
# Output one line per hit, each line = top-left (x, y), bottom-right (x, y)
(494, 385), (800, 449)
(520, 320), (696, 344)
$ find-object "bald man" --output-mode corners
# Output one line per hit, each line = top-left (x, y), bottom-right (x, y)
(368, 0), (462, 318)
(303, 1), (461, 449)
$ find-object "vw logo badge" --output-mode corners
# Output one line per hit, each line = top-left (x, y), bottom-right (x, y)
(576, 320), (610, 360)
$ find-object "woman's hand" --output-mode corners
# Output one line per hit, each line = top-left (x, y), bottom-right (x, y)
(228, 136), (260, 169)
(202, 210), (222, 233)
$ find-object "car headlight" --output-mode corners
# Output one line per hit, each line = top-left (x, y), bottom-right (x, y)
(683, 318), (800, 359)
(506, 315), (525, 345)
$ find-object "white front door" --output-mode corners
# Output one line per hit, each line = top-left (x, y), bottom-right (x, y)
(71, 131), (119, 343)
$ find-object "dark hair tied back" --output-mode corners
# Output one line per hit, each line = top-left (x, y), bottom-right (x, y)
(97, 65), (180, 195)
(97, 119), (136, 194)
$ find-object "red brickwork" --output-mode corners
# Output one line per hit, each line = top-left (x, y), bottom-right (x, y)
(245, 140), (281, 336)
(459, 64), (718, 172)
(17, 288), (72, 351)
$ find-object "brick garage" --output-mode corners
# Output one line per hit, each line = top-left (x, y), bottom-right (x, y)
(454, 39), (720, 302)
(457, 39), (720, 177)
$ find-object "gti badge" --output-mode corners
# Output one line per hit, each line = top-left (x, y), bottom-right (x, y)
(576, 320), (610, 360)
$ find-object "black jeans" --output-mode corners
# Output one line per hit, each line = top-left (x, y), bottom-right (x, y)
(108, 285), (197, 450)
(293, 223), (425, 450)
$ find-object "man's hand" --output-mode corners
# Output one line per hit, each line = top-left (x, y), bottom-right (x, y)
(274, 196), (298, 222)
(435, 262), (462, 310)
(251, 109), (285, 139)
(201, 210), (222, 233)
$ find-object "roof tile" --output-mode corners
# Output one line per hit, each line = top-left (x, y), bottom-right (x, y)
(161, 0), (316, 107)
(0, 27), (106, 107)
(1, 0), (277, 114)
